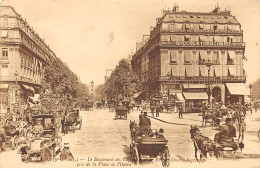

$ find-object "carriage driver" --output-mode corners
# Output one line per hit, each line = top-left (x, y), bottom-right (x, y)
(139, 112), (151, 133)
(214, 118), (236, 146)
(32, 118), (44, 139)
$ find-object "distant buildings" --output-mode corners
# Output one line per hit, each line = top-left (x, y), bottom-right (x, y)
(0, 6), (56, 113)
(131, 5), (249, 108)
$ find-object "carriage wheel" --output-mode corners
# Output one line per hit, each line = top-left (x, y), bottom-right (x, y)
(161, 147), (170, 167)
(26, 129), (31, 138)
(132, 147), (139, 165)
(12, 135), (18, 150)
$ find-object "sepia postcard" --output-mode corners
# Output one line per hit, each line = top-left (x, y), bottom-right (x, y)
(0, 0), (260, 168)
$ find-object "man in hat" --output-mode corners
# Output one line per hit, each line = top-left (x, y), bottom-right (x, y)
(4, 108), (13, 123)
(60, 143), (74, 161)
(32, 118), (44, 139)
(139, 112), (151, 133)
(214, 118), (236, 146)
(178, 105), (183, 118)
(238, 116), (246, 143)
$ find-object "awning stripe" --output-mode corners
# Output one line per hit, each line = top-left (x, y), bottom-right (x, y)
(183, 84), (206, 89)
(183, 92), (208, 100)
(226, 83), (250, 95)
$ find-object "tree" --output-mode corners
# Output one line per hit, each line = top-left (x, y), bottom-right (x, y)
(40, 57), (89, 99)
(104, 59), (141, 102)
(252, 78), (260, 98)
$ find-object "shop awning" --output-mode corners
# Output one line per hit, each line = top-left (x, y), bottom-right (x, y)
(199, 50), (207, 59)
(171, 65), (178, 76)
(228, 51), (236, 59)
(183, 92), (208, 100)
(228, 67), (236, 76)
(185, 66), (192, 77)
(183, 84), (206, 89)
(170, 50), (178, 62)
(0, 84), (9, 89)
(133, 91), (143, 99)
(214, 66), (221, 77)
(184, 50), (192, 61)
(22, 84), (35, 93)
(1, 31), (8, 38)
(176, 93), (185, 102)
(226, 83), (250, 95)
(200, 66), (208, 77)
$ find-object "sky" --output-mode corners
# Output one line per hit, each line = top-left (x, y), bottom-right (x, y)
(1, 0), (260, 87)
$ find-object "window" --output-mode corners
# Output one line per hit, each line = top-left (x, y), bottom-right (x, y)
(213, 25), (217, 30)
(184, 35), (190, 41)
(185, 24), (189, 31)
(2, 65), (8, 68)
(2, 48), (8, 59)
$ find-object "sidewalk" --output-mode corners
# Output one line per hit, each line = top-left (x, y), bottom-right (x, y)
(147, 111), (202, 126)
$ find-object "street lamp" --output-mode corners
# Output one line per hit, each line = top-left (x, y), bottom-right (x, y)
(249, 83), (253, 106)
(91, 80), (94, 98)
(14, 71), (19, 103)
(205, 59), (213, 106)
(166, 72), (171, 103)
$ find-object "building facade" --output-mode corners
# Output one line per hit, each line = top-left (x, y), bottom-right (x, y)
(131, 6), (249, 108)
(0, 6), (56, 113)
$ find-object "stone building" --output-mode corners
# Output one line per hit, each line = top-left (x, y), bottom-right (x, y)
(131, 5), (249, 109)
(0, 6), (56, 113)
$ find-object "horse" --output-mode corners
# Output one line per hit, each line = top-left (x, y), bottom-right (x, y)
(190, 125), (219, 161)
(202, 111), (215, 127)
(129, 120), (139, 140)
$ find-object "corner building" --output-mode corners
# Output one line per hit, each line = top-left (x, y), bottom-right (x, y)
(131, 6), (249, 109)
(0, 6), (56, 113)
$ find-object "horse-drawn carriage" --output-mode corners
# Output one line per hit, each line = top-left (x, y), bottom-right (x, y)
(20, 114), (62, 162)
(115, 108), (128, 120)
(129, 121), (170, 167)
(0, 123), (20, 151)
(202, 109), (216, 127)
(63, 108), (82, 133)
(190, 125), (244, 160)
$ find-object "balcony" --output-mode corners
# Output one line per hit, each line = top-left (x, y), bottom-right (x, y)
(198, 59), (220, 65)
(0, 38), (49, 62)
(161, 29), (242, 35)
(0, 76), (41, 85)
(158, 75), (246, 83)
(159, 41), (245, 49)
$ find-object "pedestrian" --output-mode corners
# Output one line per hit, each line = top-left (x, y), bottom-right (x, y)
(60, 143), (74, 161)
(156, 105), (160, 117)
(151, 105), (155, 117)
(178, 105), (183, 118)
(238, 117), (246, 143)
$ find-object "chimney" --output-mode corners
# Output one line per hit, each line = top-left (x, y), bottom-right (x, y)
(172, 4), (179, 13)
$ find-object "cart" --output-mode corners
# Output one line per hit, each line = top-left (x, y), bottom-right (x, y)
(115, 108), (128, 120)
(20, 114), (62, 162)
(129, 122), (170, 167)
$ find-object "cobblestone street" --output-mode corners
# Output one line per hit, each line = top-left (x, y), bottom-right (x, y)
(1, 108), (259, 167)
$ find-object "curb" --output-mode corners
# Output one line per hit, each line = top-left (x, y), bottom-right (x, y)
(147, 115), (190, 126)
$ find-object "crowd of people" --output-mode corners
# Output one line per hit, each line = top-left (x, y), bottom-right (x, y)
(0, 97), (80, 161)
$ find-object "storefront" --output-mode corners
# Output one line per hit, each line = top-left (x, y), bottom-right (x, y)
(225, 83), (250, 104)
(0, 84), (9, 113)
(182, 92), (208, 112)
